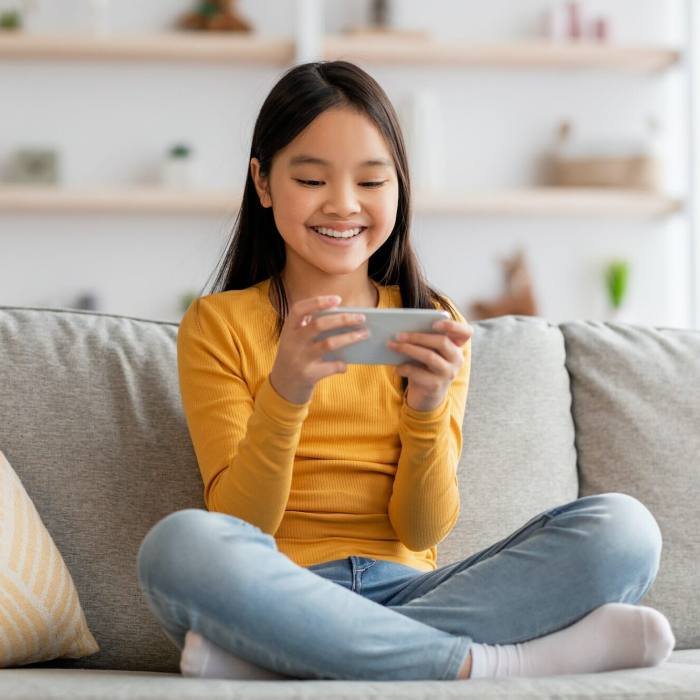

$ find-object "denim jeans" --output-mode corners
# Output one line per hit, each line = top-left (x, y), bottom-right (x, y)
(136, 492), (662, 681)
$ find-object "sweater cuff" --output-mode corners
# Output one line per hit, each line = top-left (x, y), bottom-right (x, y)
(400, 393), (450, 427)
(256, 375), (311, 428)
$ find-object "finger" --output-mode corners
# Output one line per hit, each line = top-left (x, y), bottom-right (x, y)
(390, 332), (461, 365)
(395, 362), (441, 388)
(312, 327), (369, 361)
(388, 340), (454, 377)
(312, 311), (366, 333)
(292, 294), (342, 325)
(432, 320), (473, 345)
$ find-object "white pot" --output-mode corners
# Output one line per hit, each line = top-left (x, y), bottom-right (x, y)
(87, 0), (111, 35)
(161, 157), (198, 189)
(606, 304), (633, 324)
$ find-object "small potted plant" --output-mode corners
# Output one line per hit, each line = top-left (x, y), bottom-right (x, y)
(0, 10), (21, 30)
(161, 143), (198, 188)
(179, 290), (198, 314)
(605, 260), (630, 322)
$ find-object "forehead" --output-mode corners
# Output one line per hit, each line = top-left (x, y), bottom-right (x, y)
(281, 108), (394, 168)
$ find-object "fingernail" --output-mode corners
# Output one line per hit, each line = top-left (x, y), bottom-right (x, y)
(396, 333), (407, 341)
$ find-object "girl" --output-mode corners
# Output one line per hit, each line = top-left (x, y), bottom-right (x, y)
(136, 60), (674, 682)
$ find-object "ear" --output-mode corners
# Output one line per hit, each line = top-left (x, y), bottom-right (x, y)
(250, 158), (272, 208)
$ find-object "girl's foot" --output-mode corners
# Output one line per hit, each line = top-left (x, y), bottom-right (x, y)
(180, 630), (292, 680)
(467, 603), (675, 679)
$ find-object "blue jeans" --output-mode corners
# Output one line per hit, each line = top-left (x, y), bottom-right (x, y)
(136, 492), (662, 681)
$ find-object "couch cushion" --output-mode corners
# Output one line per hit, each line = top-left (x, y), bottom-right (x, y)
(0, 307), (202, 673)
(440, 316), (579, 566)
(1, 652), (700, 699)
(561, 321), (700, 651)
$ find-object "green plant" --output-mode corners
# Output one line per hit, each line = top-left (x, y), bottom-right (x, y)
(605, 260), (629, 309)
(179, 290), (198, 313)
(169, 144), (191, 158)
(195, 1), (220, 18)
(0, 11), (21, 29)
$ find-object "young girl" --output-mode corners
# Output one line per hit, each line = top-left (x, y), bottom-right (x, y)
(136, 60), (675, 682)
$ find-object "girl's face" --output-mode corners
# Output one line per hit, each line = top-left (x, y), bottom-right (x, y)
(250, 107), (400, 280)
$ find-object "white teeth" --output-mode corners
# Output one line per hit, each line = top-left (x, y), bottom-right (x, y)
(312, 226), (363, 239)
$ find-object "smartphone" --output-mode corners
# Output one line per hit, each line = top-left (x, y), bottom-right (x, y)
(312, 307), (451, 365)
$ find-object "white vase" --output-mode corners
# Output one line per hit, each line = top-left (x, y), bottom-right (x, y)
(160, 157), (198, 189)
(606, 304), (633, 324)
(87, 0), (111, 36)
(397, 90), (444, 193)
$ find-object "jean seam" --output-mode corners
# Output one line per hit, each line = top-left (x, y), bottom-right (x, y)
(443, 637), (472, 680)
(143, 585), (328, 679)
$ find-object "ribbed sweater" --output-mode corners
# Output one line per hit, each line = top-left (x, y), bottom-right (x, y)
(176, 276), (471, 572)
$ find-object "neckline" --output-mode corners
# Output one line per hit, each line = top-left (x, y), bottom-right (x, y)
(260, 277), (385, 312)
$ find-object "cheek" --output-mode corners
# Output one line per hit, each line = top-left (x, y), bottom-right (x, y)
(374, 190), (399, 230)
(274, 187), (311, 226)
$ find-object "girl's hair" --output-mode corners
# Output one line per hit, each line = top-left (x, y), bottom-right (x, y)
(203, 60), (460, 390)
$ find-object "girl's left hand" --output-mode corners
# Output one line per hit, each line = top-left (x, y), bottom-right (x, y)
(387, 319), (473, 412)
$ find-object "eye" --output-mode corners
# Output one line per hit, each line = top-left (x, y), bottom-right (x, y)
(296, 179), (323, 187)
(295, 178), (387, 188)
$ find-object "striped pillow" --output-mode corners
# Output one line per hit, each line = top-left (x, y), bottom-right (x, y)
(0, 451), (99, 666)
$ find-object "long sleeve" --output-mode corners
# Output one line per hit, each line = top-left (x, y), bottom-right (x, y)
(388, 326), (471, 551)
(176, 297), (310, 534)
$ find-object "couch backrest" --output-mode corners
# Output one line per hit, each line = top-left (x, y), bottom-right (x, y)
(439, 316), (579, 562)
(561, 321), (700, 651)
(0, 307), (202, 673)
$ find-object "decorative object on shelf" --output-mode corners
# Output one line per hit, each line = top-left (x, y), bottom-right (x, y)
(541, 1), (612, 43)
(177, 0), (252, 33)
(179, 290), (198, 313)
(470, 249), (539, 320)
(604, 259), (631, 321)
(0, 9), (21, 31)
(397, 90), (444, 192)
(343, 0), (428, 40)
(160, 143), (199, 189)
(371, 0), (390, 29)
(87, 0), (112, 36)
(71, 291), (100, 311)
(7, 148), (60, 184)
(546, 119), (662, 191)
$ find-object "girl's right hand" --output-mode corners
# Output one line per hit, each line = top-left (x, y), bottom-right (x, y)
(269, 295), (369, 405)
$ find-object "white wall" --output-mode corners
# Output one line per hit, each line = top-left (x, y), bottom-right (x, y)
(0, 0), (693, 327)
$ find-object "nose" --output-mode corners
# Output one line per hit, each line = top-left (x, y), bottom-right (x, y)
(322, 179), (361, 218)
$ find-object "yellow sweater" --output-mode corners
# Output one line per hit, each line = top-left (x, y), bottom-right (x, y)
(177, 276), (471, 572)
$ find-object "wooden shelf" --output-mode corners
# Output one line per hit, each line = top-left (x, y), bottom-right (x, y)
(0, 32), (294, 63)
(0, 34), (680, 71)
(0, 186), (682, 217)
(323, 35), (681, 71)
(414, 188), (683, 216)
(0, 186), (241, 215)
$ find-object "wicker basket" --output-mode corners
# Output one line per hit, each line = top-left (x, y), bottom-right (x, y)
(549, 153), (662, 191)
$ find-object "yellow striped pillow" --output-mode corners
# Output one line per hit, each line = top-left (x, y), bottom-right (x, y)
(0, 451), (99, 667)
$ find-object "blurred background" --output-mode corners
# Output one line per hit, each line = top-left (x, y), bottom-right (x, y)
(0, 0), (698, 328)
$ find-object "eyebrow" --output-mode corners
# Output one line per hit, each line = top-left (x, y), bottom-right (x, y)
(288, 155), (393, 168)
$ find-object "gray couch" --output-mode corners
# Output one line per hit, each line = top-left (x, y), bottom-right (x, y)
(0, 304), (699, 699)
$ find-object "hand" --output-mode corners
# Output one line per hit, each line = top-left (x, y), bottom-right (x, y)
(269, 295), (369, 405)
(386, 318), (473, 412)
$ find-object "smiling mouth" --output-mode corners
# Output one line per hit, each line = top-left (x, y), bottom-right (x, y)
(309, 226), (366, 240)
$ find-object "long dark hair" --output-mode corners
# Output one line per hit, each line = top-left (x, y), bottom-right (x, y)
(203, 60), (459, 390)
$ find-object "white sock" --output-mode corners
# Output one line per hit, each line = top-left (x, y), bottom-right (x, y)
(180, 630), (292, 680)
(469, 603), (675, 679)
